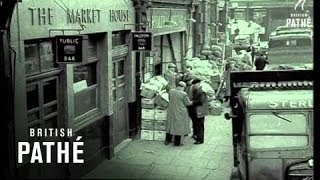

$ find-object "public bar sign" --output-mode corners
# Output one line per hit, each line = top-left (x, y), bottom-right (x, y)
(131, 32), (152, 51)
(56, 35), (83, 63)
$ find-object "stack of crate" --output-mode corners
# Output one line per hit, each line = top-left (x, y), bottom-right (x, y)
(141, 98), (167, 141)
(153, 109), (167, 141)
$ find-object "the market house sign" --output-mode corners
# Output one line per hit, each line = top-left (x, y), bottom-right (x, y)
(67, 9), (102, 24)
(28, 7), (130, 25)
(109, 10), (129, 22)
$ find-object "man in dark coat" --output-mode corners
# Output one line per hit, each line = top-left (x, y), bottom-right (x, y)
(254, 53), (269, 70)
(189, 78), (208, 144)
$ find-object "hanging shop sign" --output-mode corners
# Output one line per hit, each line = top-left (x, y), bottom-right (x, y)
(132, 32), (152, 51)
(56, 35), (83, 63)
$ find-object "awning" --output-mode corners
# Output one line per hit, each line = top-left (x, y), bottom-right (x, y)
(151, 26), (187, 36)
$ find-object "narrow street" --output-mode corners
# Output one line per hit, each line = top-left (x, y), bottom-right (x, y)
(83, 107), (233, 179)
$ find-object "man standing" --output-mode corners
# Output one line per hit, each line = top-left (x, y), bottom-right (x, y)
(254, 53), (269, 70)
(189, 78), (208, 144)
(164, 63), (178, 90)
(165, 81), (192, 146)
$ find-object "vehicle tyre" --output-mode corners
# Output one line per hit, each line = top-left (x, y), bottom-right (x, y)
(230, 167), (242, 180)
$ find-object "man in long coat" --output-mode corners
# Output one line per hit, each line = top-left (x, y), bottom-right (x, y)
(165, 81), (192, 146)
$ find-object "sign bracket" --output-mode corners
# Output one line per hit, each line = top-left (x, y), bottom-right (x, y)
(49, 24), (86, 37)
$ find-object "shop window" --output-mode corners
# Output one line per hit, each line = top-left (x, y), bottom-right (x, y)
(24, 39), (57, 76)
(73, 62), (98, 118)
(112, 30), (129, 47)
(26, 77), (59, 132)
(73, 34), (100, 119)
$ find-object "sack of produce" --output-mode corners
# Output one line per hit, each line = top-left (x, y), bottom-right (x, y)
(198, 55), (207, 60)
(208, 55), (219, 61)
(200, 81), (215, 97)
(210, 45), (223, 52)
(200, 50), (213, 56)
(212, 50), (222, 58)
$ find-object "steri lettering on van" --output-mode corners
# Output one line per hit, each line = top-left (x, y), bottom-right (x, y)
(268, 99), (313, 109)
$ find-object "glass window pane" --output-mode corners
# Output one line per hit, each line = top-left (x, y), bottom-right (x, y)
(73, 62), (97, 86)
(45, 116), (58, 129)
(44, 104), (57, 116)
(25, 44), (40, 75)
(74, 87), (97, 117)
(249, 136), (308, 149)
(118, 60), (124, 76)
(39, 41), (56, 71)
(88, 38), (98, 58)
(112, 31), (128, 47)
(249, 114), (307, 134)
(112, 62), (116, 78)
(26, 84), (39, 110)
(43, 79), (57, 104)
(27, 111), (40, 123)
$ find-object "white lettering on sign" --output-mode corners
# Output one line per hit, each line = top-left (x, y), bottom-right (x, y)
(64, 56), (75, 61)
(134, 34), (150, 38)
(60, 38), (79, 44)
(268, 99), (313, 109)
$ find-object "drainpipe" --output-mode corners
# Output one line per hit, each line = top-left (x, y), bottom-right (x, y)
(201, 0), (210, 48)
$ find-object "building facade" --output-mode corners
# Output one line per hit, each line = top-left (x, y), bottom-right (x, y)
(10, 0), (137, 178)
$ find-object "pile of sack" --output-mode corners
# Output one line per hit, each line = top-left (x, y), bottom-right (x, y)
(196, 44), (224, 63)
(186, 57), (221, 82)
(227, 54), (253, 71)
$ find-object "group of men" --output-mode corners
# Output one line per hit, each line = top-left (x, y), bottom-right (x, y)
(164, 63), (208, 146)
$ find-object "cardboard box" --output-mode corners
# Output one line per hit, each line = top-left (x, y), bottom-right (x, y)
(153, 130), (166, 141)
(141, 130), (154, 140)
(141, 109), (155, 119)
(154, 120), (166, 131)
(141, 98), (156, 109)
(154, 109), (167, 121)
(141, 119), (154, 130)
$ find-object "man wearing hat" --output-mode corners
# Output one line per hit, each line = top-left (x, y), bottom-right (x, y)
(165, 81), (192, 146)
(164, 63), (178, 91)
(189, 78), (208, 144)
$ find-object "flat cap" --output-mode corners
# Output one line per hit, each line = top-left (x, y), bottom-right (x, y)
(178, 81), (186, 88)
(192, 78), (201, 84)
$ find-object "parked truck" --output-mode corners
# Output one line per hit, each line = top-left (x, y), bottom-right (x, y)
(267, 27), (313, 70)
(225, 70), (313, 180)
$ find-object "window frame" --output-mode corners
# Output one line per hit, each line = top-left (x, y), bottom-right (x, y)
(71, 34), (103, 125)
(247, 111), (311, 150)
